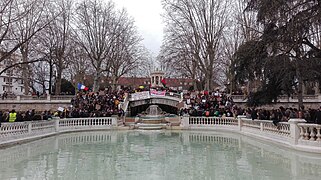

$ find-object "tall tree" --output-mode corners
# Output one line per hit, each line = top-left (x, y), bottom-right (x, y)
(0, 0), (57, 75)
(161, 0), (230, 90)
(75, 0), (118, 92)
(234, 0), (321, 107)
(108, 9), (146, 90)
(14, 0), (49, 95)
(39, 0), (74, 95)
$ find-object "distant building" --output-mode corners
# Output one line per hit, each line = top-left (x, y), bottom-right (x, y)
(0, 52), (25, 96)
(93, 70), (195, 91)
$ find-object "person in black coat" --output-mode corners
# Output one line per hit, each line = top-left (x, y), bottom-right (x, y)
(315, 106), (321, 124)
(0, 111), (2, 127)
(251, 108), (258, 120)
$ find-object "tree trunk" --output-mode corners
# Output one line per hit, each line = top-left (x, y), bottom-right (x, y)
(21, 49), (30, 95)
(55, 69), (62, 95)
(296, 66), (303, 109)
(93, 70), (101, 92)
(204, 72), (210, 91)
(112, 75), (118, 91)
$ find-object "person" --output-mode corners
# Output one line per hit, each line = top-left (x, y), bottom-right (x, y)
(2, 91), (7, 99)
(315, 106), (321, 124)
(9, 109), (17, 123)
(0, 111), (2, 127)
(251, 108), (258, 120)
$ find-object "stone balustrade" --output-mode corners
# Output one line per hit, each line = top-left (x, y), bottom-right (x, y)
(181, 116), (321, 153)
(0, 117), (118, 147)
(1, 116), (321, 153)
(298, 124), (321, 142)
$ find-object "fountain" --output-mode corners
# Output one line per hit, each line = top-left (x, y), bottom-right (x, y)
(136, 105), (168, 129)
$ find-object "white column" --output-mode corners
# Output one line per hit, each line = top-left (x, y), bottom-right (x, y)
(111, 117), (118, 127)
(28, 122), (32, 133)
(55, 119), (60, 132)
(181, 115), (190, 129)
(237, 115), (246, 131)
(288, 118), (306, 145)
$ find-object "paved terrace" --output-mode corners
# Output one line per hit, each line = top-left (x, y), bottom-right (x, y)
(0, 95), (73, 111)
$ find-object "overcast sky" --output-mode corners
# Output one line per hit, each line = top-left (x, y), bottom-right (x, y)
(111, 0), (164, 56)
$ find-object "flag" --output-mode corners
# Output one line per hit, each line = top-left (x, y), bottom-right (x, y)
(161, 78), (166, 87)
(77, 83), (89, 91)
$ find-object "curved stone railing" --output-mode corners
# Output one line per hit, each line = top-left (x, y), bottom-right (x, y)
(189, 117), (238, 126)
(1, 115), (321, 153)
(0, 117), (117, 147)
(181, 116), (320, 153)
(298, 123), (321, 142)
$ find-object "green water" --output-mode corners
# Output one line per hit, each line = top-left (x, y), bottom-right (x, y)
(0, 130), (320, 180)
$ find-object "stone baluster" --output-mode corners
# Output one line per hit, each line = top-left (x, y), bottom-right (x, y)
(299, 126), (305, 139)
(309, 127), (316, 141)
(316, 127), (321, 141)
(304, 127), (310, 140)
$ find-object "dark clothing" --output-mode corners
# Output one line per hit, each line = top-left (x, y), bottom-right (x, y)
(251, 110), (258, 120)
(0, 111), (2, 127)
(315, 110), (321, 124)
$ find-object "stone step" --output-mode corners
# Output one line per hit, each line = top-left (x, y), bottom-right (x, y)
(136, 123), (167, 130)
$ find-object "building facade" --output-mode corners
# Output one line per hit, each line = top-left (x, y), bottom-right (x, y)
(0, 52), (25, 96)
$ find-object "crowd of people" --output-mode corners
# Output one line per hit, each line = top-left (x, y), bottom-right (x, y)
(69, 90), (125, 118)
(1, 88), (321, 125)
(179, 90), (321, 125)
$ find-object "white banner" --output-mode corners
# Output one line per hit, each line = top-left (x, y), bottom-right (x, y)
(131, 91), (150, 100)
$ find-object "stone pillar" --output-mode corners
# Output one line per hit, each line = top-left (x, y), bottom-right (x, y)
(111, 116), (118, 127)
(237, 115), (246, 131)
(55, 119), (60, 132)
(17, 95), (21, 101)
(47, 94), (51, 101)
(28, 122), (32, 133)
(181, 115), (190, 128)
(288, 118), (306, 145)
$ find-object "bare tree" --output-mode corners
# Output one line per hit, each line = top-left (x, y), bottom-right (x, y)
(13, 0), (50, 95)
(161, 0), (230, 90)
(64, 42), (92, 92)
(75, 0), (119, 92)
(36, 0), (74, 95)
(222, 0), (261, 94)
(0, 0), (58, 74)
(108, 9), (146, 90)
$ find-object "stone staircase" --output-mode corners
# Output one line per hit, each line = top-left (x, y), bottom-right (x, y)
(135, 123), (167, 130)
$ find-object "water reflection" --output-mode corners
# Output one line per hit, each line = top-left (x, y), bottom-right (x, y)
(0, 130), (320, 180)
